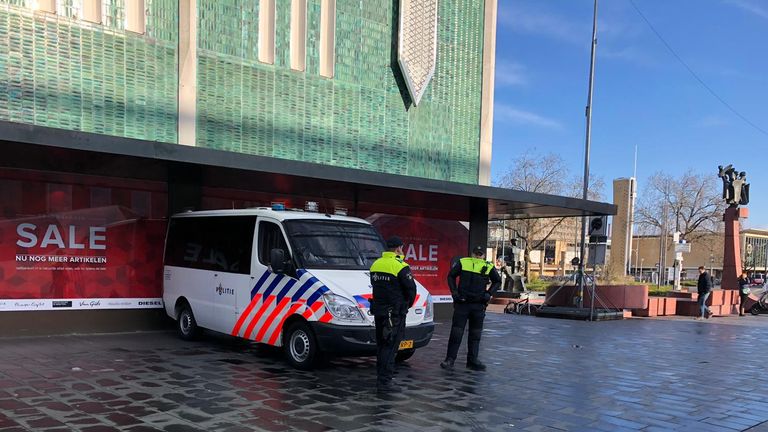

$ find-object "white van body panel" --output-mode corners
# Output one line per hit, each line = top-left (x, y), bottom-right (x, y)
(308, 269), (431, 325)
(162, 208), (434, 352)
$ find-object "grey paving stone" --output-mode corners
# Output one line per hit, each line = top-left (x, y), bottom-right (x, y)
(1, 314), (768, 430)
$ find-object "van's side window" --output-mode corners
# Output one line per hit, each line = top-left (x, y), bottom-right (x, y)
(258, 221), (289, 265)
(165, 216), (255, 274)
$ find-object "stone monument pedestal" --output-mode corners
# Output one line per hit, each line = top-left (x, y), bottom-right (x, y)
(722, 207), (748, 290)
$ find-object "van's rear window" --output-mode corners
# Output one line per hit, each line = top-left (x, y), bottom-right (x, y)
(165, 216), (256, 274)
(283, 220), (385, 270)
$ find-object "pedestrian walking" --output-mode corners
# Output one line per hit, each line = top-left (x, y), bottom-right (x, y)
(369, 236), (416, 392)
(440, 246), (501, 371)
(696, 265), (713, 320)
(738, 272), (751, 317)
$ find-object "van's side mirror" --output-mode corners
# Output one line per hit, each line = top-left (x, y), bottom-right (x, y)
(270, 248), (288, 274)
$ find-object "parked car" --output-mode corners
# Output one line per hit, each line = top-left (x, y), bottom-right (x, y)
(751, 274), (764, 286)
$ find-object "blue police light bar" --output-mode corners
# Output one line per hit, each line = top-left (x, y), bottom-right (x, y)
(271, 202), (285, 211)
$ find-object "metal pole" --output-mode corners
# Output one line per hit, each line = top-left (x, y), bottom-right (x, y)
(578, 0), (599, 308)
(501, 220), (506, 260)
(658, 202), (666, 289)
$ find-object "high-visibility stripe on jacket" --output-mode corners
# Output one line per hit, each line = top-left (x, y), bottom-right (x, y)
(448, 256), (502, 303)
(369, 251), (416, 316)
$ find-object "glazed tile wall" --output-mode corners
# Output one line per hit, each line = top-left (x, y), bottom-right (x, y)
(195, 0), (484, 183)
(0, 0), (178, 143)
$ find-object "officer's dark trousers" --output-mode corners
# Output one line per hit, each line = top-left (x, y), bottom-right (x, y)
(374, 314), (405, 385)
(446, 302), (485, 363)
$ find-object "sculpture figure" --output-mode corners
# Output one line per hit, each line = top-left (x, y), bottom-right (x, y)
(718, 164), (749, 207)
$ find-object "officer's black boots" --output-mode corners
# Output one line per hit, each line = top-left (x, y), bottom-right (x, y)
(466, 360), (486, 371)
(440, 358), (455, 370)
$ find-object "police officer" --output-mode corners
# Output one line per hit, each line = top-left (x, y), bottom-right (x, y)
(369, 236), (416, 391)
(440, 246), (501, 371)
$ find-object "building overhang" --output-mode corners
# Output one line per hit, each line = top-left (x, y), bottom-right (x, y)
(0, 121), (616, 221)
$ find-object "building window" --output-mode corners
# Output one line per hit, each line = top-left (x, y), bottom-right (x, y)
(319, 0), (335, 78)
(544, 240), (556, 265)
(259, 0), (276, 64)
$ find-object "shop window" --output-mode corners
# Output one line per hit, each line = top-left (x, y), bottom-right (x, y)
(131, 191), (151, 218)
(47, 183), (73, 213)
(90, 187), (112, 207)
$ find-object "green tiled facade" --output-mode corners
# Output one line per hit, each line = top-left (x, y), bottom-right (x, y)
(196, 0), (485, 183)
(0, 0), (178, 143)
(0, 0), (486, 184)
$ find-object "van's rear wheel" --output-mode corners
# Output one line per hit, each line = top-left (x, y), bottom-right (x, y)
(284, 321), (320, 370)
(395, 348), (415, 363)
(177, 305), (199, 341)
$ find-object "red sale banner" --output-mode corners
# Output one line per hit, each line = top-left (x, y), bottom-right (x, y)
(367, 214), (468, 302)
(0, 171), (167, 311)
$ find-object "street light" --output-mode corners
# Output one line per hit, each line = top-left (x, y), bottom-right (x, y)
(640, 258), (644, 282)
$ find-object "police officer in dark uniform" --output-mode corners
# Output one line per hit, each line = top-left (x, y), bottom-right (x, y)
(440, 246), (501, 371)
(369, 236), (416, 391)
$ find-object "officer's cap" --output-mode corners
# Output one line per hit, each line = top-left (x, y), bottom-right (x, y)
(472, 245), (485, 255)
(386, 236), (404, 248)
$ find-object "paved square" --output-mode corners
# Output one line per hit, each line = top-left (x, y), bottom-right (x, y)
(1, 313), (768, 431)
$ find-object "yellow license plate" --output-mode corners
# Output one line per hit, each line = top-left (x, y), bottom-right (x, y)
(398, 340), (414, 350)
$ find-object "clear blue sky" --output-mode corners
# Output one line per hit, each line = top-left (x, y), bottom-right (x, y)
(491, 0), (768, 228)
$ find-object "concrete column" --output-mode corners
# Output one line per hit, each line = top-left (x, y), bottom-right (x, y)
(178, 0), (197, 146)
(468, 197), (488, 254)
(259, 0), (276, 64)
(125, 0), (146, 34)
(319, 0), (336, 78)
(82, 0), (101, 23)
(722, 207), (748, 289)
(290, 0), (307, 71)
(608, 178), (635, 277)
(478, 0), (497, 186)
(34, 0), (55, 13)
(168, 163), (202, 216)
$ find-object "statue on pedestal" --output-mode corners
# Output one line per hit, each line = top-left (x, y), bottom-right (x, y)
(718, 165), (749, 207)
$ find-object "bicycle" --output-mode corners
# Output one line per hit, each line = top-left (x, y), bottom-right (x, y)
(750, 284), (768, 315)
(503, 296), (539, 316)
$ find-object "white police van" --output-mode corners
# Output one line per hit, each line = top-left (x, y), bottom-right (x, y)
(162, 207), (434, 369)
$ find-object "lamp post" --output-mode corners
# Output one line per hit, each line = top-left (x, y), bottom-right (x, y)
(640, 258), (644, 282)
(577, 0), (599, 308)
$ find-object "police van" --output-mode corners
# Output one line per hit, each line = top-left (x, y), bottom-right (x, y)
(162, 207), (435, 369)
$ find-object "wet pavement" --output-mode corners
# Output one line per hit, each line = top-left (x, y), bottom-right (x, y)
(2, 314), (768, 432)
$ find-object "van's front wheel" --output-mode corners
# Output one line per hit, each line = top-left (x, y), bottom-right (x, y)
(177, 305), (199, 341)
(284, 321), (320, 370)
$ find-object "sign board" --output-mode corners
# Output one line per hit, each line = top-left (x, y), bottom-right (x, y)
(0, 171), (167, 312)
(674, 243), (691, 253)
(367, 214), (468, 303)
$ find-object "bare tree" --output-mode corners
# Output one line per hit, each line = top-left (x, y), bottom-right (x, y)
(635, 170), (725, 242)
(495, 152), (604, 279)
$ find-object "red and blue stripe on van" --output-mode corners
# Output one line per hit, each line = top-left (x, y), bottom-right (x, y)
(231, 269), (331, 345)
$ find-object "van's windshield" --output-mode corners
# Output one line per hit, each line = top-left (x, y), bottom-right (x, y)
(283, 220), (385, 270)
